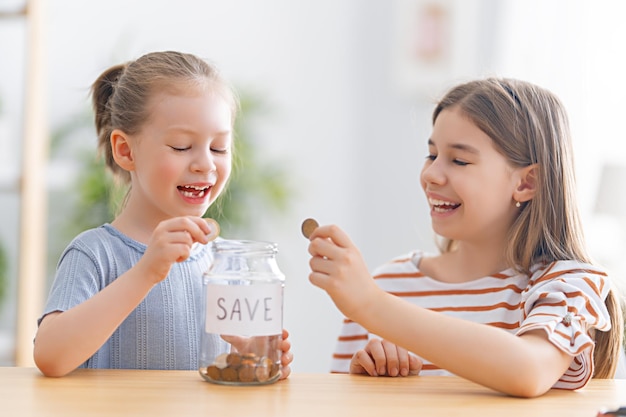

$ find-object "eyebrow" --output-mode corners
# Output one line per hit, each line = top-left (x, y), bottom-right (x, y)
(167, 126), (232, 136)
(427, 139), (480, 154)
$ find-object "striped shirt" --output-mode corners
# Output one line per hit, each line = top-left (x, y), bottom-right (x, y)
(330, 250), (611, 390)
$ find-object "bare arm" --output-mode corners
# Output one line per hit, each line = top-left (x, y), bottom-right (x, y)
(307, 224), (572, 398)
(34, 217), (213, 377)
(353, 292), (571, 397)
(34, 262), (157, 376)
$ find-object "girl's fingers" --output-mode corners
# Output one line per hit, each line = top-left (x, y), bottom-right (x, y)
(308, 254), (336, 276)
(309, 224), (354, 249)
(308, 271), (331, 290)
(396, 345), (411, 376)
(160, 216), (217, 244)
(203, 218), (220, 241)
(408, 354), (423, 375)
(279, 365), (291, 380)
(381, 340), (400, 376)
(184, 217), (214, 243)
(351, 350), (377, 376)
(366, 340), (387, 375)
(307, 235), (342, 260)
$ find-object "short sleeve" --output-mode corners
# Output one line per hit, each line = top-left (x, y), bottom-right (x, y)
(517, 260), (611, 389)
(38, 245), (103, 326)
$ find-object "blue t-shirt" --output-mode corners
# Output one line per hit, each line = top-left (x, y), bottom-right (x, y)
(39, 224), (227, 370)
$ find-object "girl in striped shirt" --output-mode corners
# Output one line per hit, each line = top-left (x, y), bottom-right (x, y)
(305, 78), (624, 397)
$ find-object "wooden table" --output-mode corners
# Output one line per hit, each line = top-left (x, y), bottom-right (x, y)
(1, 367), (624, 416)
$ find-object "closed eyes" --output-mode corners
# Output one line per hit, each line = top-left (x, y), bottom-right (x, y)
(425, 154), (469, 166)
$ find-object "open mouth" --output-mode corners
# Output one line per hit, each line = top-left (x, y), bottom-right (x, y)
(429, 197), (461, 213)
(178, 185), (210, 198)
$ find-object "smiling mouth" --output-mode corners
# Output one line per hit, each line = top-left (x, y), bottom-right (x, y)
(178, 185), (210, 198)
(428, 198), (461, 213)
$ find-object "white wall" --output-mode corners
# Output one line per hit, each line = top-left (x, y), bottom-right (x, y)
(1, 0), (625, 371)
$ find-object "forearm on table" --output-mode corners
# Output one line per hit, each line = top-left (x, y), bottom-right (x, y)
(353, 292), (572, 397)
(34, 268), (157, 377)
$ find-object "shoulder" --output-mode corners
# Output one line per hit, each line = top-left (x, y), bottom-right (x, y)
(523, 260), (610, 309)
(528, 260), (608, 292)
(530, 259), (607, 279)
(67, 224), (145, 254)
(58, 224), (145, 270)
(371, 249), (428, 278)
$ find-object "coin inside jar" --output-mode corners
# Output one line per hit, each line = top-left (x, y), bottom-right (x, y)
(202, 352), (281, 384)
(301, 218), (319, 239)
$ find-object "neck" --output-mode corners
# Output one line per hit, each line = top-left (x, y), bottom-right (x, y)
(423, 240), (511, 284)
(450, 242), (510, 278)
(111, 198), (164, 244)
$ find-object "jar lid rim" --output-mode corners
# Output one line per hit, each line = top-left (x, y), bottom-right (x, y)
(212, 239), (278, 253)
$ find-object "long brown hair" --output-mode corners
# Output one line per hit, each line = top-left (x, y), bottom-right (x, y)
(432, 78), (624, 378)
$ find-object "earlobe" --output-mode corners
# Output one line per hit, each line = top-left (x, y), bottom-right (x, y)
(513, 164), (538, 203)
(110, 129), (135, 171)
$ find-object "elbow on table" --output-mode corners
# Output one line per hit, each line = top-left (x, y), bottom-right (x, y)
(34, 360), (74, 378)
(506, 381), (551, 399)
(33, 345), (74, 378)
(500, 366), (555, 398)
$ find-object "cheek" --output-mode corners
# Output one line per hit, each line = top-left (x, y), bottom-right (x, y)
(216, 158), (232, 183)
(153, 157), (180, 180)
(134, 152), (178, 182)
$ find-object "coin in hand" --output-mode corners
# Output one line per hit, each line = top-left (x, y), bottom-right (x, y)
(204, 218), (221, 241)
(301, 218), (319, 239)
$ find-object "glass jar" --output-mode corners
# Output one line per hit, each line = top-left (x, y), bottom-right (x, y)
(199, 239), (285, 385)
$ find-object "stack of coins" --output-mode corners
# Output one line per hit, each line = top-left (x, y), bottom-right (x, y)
(202, 352), (280, 384)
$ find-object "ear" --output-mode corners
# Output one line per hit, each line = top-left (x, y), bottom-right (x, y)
(110, 129), (135, 172)
(513, 164), (538, 203)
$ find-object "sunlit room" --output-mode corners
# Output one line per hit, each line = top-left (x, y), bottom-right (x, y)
(1, 0), (625, 414)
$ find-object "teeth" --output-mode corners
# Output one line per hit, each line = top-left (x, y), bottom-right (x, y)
(180, 186), (207, 198)
(428, 198), (457, 206)
(181, 190), (206, 198)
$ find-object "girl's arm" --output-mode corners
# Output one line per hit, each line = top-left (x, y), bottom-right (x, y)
(34, 217), (212, 377)
(34, 263), (159, 376)
(354, 293), (571, 397)
(307, 224), (572, 398)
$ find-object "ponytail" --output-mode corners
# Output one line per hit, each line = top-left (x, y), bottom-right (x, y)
(90, 63), (129, 182)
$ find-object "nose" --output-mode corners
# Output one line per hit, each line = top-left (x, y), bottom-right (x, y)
(420, 158), (446, 187)
(190, 146), (216, 173)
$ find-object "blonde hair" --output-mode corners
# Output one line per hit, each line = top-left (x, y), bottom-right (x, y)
(433, 77), (624, 378)
(90, 50), (239, 184)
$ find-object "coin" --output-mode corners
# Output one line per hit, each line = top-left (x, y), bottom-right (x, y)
(205, 365), (222, 381)
(204, 218), (220, 241)
(238, 364), (257, 383)
(301, 218), (319, 239)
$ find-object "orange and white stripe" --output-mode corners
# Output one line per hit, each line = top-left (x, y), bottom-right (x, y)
(330, 251), (610, 390)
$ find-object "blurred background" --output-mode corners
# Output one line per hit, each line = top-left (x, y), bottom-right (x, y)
(1, 0), (625, 372)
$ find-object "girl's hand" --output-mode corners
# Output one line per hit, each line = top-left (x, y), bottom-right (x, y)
(139, 216), (213, 284)
(306, 224), (384, 321)
(278, 328), (293, 380)
(350, 338), (422, 377)
(220, 329), (293, 380)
